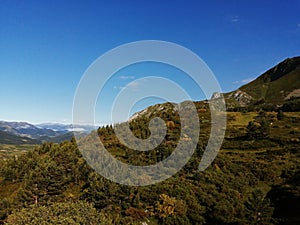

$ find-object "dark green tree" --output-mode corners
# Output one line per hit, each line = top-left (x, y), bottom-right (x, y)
(245, 189), (274, 225)
(247, 112), (270, 139)
(277, 110), (284, 120)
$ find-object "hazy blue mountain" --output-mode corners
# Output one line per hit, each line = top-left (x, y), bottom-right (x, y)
(0, 130), (38, 145)
(0, 121), (58, 139)
(0, 121), (95, 144)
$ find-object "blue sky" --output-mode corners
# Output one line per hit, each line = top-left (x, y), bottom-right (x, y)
(0, 0), (300, 124)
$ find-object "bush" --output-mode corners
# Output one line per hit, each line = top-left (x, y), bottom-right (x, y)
(5, 201), (112, 225)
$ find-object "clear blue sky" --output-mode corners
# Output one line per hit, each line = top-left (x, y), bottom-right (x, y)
(1, 0), (300, 124)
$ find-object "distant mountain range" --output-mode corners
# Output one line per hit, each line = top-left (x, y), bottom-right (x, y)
(0, 121), (95, 145)
(0, 130), (38, 145)
(36, 123), (95, 133)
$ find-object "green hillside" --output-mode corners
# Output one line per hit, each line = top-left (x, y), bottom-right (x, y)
(0, 106), (299, 224)
(226, 57), (300, 109)
(0, 131), (38, 145)
(0, 58), (300, 224)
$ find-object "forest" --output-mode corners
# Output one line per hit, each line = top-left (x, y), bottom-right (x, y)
(0, 100), (299, 225)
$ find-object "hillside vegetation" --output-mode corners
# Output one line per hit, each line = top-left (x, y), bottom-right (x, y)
(0, 131), (38, 145)
(0, 57), (299, 224)
(225, 57), (300, 110)
(0, 106), (299, 224)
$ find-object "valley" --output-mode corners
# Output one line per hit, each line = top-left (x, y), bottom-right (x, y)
(0, 144), (38, 161)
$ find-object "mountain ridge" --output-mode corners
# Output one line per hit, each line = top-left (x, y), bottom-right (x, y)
(0, 121), (94, 144)
(0, 130), (38, 145)
(129, 56), (300, 119)
(225, 56), (300, 108)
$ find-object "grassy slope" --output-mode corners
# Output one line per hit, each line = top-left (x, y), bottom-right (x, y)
(239, 57), (300, 104)
(0, 110), (299, 224)
(0, 144), (38, 161)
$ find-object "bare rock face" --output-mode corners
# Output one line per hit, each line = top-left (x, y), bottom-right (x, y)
(227, 90), (253, 106)
(285, 88), (300, 100)
(211, 92), (221, 100)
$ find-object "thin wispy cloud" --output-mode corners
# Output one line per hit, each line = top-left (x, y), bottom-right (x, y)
(230, 15), (240, 23)
(126, 80), (140, 88)
(233, 77), (255, 85)
(119, 75), (135, 80)
(114, 81), (141, 91)
(241, 78), (255, 83)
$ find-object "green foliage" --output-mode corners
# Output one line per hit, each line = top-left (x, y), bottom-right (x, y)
(281, 97), (300, 112)
(267, 166), (300, 224)
(245, 189), (274, 225)
(277, 109), (284, 120)
(239, 57), (300, 105)
(0, 198), (11, 222)
(0, 109), (299, 224)
(247, 111), (270, 139)
(5, 201), (110, 225)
